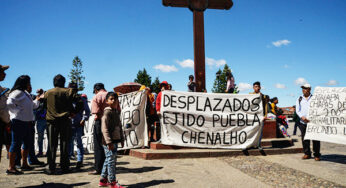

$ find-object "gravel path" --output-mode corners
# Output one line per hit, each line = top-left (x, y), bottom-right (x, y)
(221, 156), (345, 188)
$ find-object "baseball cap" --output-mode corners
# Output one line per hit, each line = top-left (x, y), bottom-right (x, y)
(301, 84), (311, 89)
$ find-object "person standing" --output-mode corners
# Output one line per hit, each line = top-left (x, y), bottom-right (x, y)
(270, 97), (279, 115)
(68, 83), (90, 170)
(44, 74), (77, 174)
(6, 75), (40, 174)
(249, 81), (269, 150)
(155, 81), (169, 116)
(226, 71), (235, 93)
(0, 65), (10, 163)
(26, 85), (44, 166)
(187, 75), (196, 92)
(98, 92), (125, 188)
(34, 88), (47, 157)
(89, 83), (108, 175)
(292, 105), (300, 136)
(296, 84), (321, 161)
(250, 81), (269, 117)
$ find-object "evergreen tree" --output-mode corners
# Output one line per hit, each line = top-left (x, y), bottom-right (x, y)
(68, 56), (85, 91)
(134, 68), (152, 87)
(151, 77), (161, 94)
(212, 64), (238, 93)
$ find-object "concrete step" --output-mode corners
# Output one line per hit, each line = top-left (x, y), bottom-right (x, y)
(150, 138), (296, 150)
(130, 145), (303, 160)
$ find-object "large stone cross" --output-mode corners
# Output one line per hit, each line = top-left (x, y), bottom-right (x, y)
(163, 0), (233, 92)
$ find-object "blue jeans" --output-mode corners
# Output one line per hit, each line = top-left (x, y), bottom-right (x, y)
(15, 123), (40, 165)
(101, 143), (118, 182)
(9, 119), (32, 153)
(28, 123), (39, 164)
(69, 125), (84, 162)
(36, 119), (47, 154)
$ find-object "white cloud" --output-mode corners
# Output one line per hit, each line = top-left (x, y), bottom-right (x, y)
(206, 57), (226, 68)
(153, 64), (178, 72)
(176, 59), (194, 68)
(238, 82), (252, 91)
(275, 83), (286, 89)
(326, 80), (338, 86)
(272, 39), (291, 47)
(284, 64), (289, 69)
(287, 93), (296, 97)
(295, 77), (308, 86)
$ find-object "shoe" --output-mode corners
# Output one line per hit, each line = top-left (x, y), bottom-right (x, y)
(109, 181), (125, 188)
(29, 160), (45, 166)
(98, 178), (108, 187)
(76, 161), (83, 169)
(314, 157), (321, 161)
(88, 170), (100, 175)
(302, 155), (311, 160)
(36, 152), (44, 158)
(6, 169), (23, 175)
(69, 156), (77, 161)
(44, 169), (56, 175)
(21, 165), (34, 171)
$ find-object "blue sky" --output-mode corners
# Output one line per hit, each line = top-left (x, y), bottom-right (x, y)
(1, 0), (345, 107)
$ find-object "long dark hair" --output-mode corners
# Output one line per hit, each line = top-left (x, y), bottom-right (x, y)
(226, 71), (234, 80)
(11, 75), (31, 92)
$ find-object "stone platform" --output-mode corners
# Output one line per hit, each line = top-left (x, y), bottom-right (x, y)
(130, 138), (303, 160)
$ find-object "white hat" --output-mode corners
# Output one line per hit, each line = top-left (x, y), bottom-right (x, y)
(301, 84), (311, 89)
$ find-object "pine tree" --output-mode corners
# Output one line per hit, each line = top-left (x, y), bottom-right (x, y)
(68, 56), (85, 91)
(212, 64), (237, 93)
(151, 77), (161, 94)
(134, 68), (152, 87)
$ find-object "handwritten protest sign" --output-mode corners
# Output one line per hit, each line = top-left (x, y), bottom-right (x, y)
(160, 91), (263, 149)
(305, 87), (346, 145)
(118, 90), (148, 150)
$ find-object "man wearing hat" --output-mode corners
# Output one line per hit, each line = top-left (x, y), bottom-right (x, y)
(155, 81), (169, 115)
(295, 84), (321, 161)
(0, 65), (10, 162)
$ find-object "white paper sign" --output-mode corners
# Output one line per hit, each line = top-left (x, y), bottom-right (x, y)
(160, 91), (263, 149)
(305, 87), (346, 145)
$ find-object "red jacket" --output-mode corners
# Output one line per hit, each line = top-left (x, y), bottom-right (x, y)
(155, 91), (162, 113)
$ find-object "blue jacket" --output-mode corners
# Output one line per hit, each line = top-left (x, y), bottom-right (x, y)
(71, 97), (90, 126)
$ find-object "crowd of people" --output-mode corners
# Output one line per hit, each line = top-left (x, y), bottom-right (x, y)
(0, 65), (321, 187)
(187, 72), (320, 161)
(0, 65), (127, 187)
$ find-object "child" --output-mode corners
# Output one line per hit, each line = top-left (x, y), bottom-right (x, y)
(276, 109), (290, 138)
(99, 92), (124, 188)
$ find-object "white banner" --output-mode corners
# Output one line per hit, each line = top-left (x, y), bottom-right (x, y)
(305, 87), (346, 145)
(160, 91), (263, 149)
(118, 90), (148, 150)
